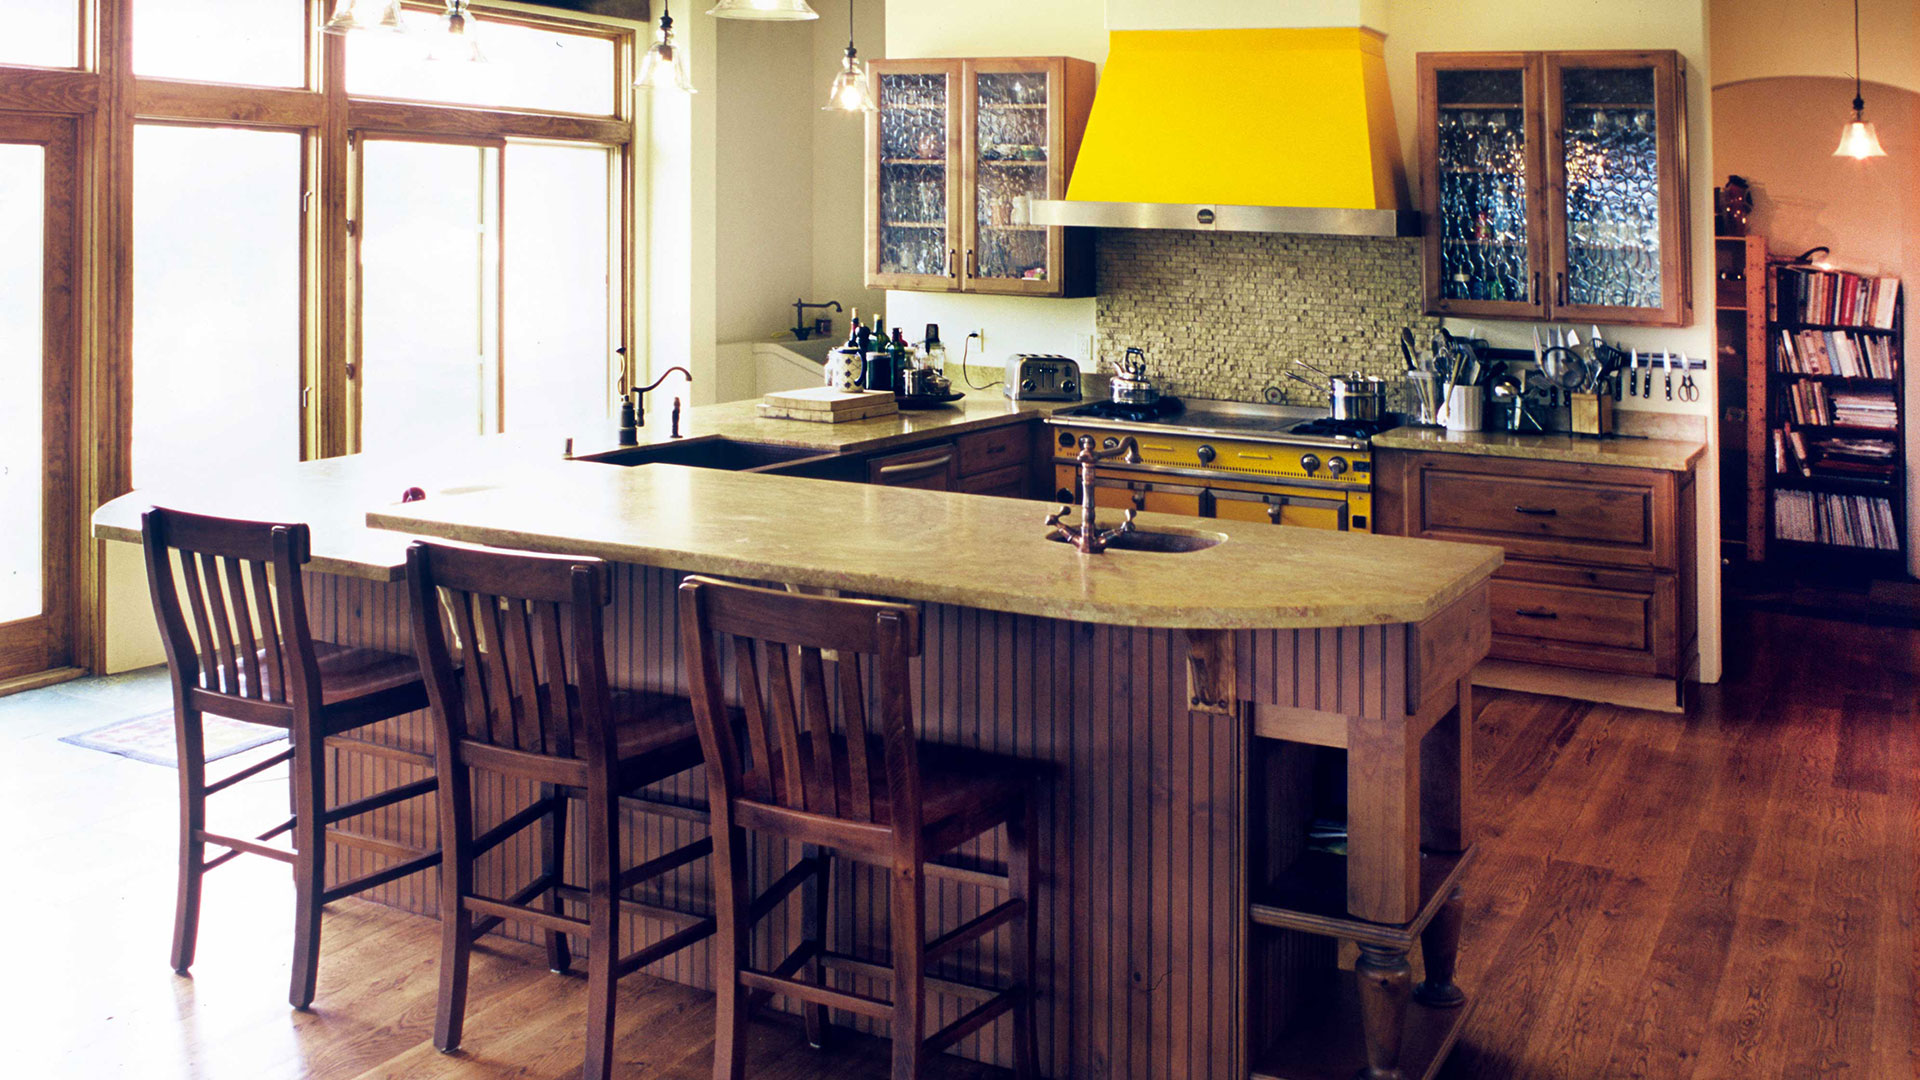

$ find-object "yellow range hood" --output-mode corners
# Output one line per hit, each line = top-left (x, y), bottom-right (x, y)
(1032, 27), (1419, 237)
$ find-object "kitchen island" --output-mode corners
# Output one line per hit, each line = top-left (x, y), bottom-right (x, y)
(95, 446), (1501, 1080)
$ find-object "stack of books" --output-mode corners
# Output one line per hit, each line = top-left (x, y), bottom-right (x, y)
(1774, 426), (1900, 483)
(1770, 265), (1902, 328)
(1773, 328), (1897, 377)
(1774, 489), (1901, 550)
(1780, 382), (1898, 428)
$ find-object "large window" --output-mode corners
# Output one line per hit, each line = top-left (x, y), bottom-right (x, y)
(134, 0), (310, 88)
(0, 0), (82, 69)
(131, 125), (304, 486)
(0, 142), (46, 620)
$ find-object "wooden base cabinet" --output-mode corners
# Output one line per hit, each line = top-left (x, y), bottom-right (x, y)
(1374, 449), (1697, 688)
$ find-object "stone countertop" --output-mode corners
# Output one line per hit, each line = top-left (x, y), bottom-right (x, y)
(91, 393), (1070, 580)
(571, 392), (1061, 461)
(1370, 426), (1707, 472)
(367, 464), (1502, 630)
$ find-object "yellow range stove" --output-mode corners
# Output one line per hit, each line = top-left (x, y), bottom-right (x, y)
(1046, 399), (1381, 532)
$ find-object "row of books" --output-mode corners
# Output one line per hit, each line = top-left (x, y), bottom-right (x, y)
(1773, 425), (1900, 482)
(1772, 328), (1898, 378)
(1779, 381), (1899, 428)
(1773, 489), (1901, 550)
(1769, 265), (1901, 329)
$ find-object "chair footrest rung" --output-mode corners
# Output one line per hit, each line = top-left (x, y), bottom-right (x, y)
(746, 855), (824, 927)
(470, 797), (555, 860)
(924, 987), (1022, 1054)
(549, 884), (711, 929)
(198, 829), (295, 864)
(325, 826), (431, 862)
(738, 968), (891, 1020)
(326, 733), (434, 767)
(325, 776), (437, 826)
(322, 850), (440, 904)
(464, 894), (590, 936)
(204, 747), (295, 796)
(613, 917), (716, 978)
(613, 837), (713, 894)
(924, 898), (1026, 964)
(816, 951), (1003, 1003)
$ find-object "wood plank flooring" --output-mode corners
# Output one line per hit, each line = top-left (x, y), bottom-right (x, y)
(1, 606), (1911, 1078)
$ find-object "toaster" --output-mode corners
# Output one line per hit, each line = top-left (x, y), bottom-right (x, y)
(1004, 354), (1082, 401)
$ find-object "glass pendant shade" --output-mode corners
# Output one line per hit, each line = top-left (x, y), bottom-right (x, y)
(707, 0), (820, 21)
(1834, 114), (1888, 159)
(636, 13), (695, 93)
(423, 0), (486, 63)
(324, 0), (406, 35)
(824, 52), (876, 112)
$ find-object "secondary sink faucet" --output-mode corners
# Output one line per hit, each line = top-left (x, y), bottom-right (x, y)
(1046, 435), (1140, 554)
(633, 365), (692, 431)
(791, 298), (843, 341)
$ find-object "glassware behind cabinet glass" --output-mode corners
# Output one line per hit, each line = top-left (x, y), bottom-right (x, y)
(1560, 66), (1661, 309)
(877, 72), (948, 277)
(973, 70), (1049, 282)
(1433, 68), (1531, 304)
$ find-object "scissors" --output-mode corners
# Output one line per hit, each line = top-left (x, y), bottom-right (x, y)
(1678, 357), (1700, 402)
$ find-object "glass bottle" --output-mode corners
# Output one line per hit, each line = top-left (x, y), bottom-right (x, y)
(922, 323), (947, 377)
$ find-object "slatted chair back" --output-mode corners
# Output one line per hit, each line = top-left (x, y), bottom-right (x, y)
(405, 541), (614, 779)
(679, 576), (924, 833)
(142, 507), (320, 720)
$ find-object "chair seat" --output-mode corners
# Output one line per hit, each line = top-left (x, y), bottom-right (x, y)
(198, 640), (424, 729)
(771, 734), (1035, 836)
(607, 690), (704, 789)
(315, 642), (422, 706)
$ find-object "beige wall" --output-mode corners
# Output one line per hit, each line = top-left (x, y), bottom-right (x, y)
(813, 0), (890, 327)
(1712, 0), (1920, 94)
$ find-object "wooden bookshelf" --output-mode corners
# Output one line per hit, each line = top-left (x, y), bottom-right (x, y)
(1717, 236), (1769, 561)
(1766, 263), (1906, 568)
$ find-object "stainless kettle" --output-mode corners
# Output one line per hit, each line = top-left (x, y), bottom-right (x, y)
(1109, 347), (1160, 406)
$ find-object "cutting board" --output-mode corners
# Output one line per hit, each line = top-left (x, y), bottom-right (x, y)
(758, 387), (898, 423)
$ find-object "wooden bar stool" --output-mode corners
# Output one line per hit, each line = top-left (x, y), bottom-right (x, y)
(405, 541), (714, 1080)
(141, 508), (440, 1009)
(679, 576), (1041, 1080)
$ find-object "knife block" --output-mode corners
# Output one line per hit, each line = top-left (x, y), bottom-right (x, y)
(1569, 392), (1614, 437)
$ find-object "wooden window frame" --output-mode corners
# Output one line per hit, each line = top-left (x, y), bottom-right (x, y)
(0, 0), (641, 674)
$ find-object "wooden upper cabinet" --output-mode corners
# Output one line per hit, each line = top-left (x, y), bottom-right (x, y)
(866, 57), (1094, 298)
(1418, 50), (1691, 327)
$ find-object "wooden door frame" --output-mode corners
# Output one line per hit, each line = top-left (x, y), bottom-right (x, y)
(0, 114), (83, 683)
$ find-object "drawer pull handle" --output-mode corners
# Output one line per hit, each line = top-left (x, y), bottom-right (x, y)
(1513, 506), (1558, 516)
(1514, 608), (1558, 619)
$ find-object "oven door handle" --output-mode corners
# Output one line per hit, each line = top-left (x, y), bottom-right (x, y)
(1209, 487), (1352, 531)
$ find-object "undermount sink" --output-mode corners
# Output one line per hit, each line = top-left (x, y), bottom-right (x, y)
(1048, 528), (1225, 554)
(596, 439), (831, 473)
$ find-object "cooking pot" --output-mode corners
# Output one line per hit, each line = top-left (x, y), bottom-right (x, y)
(1329, 374), (1386, 422)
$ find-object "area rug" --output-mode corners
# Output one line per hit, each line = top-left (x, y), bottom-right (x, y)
(60, 710), (286, 768)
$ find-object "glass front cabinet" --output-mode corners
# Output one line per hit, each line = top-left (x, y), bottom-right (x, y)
(1418, 50), (1691, 327)
(865, 56), (1095, 297)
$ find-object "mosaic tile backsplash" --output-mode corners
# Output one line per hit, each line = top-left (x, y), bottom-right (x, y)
(1093, 230), (1442, 409)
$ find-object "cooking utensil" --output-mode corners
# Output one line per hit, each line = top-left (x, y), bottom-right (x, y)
(1329, 375), (1387, 422)
(1678, 356), (1699, 402)
(1399, 327), (1421, 372)
(1662, 351), (1674, 401)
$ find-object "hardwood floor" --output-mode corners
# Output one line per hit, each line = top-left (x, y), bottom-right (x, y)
(1, 606), (1910, 1078)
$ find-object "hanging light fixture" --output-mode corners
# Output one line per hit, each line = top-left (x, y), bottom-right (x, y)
(823, 1), (876, 112)
(636, 2), (696, 93)
(323, 0), (406, 35)
(707, 0), (819, 22)
(422, 0), (486, 63)
(1833, 0), (1888, 159)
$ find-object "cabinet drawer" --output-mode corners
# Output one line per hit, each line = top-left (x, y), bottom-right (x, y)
(1415, 462), (1672, 569)
(867, 442), (958, 490)
(958, 463), (1029, 499)
(1489, 577), (1650, 651)
(957, 424), (1029, 477)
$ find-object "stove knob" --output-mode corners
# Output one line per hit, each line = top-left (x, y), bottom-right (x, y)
(1102, 437), (1120, 451)
(1300, 453), (1321, 474)
(1196, 444), (1216, 465)
(1327, 455), (1348, 477)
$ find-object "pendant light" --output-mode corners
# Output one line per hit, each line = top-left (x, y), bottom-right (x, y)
(823, 1), (876, 113)
(323, 0), (406, 35)
(636, 2), (696, 93)
(707, 0), (820, 22)
(422, 0), (486, 63)
(1833, 0), (1888, 159)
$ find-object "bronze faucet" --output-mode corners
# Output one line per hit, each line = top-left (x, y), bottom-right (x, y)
(633, 366), (692, 430)
(1045, 435), (1140, 553)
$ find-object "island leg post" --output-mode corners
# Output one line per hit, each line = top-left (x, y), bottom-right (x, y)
(1414, 886), (1467, 1008)
(1355, 942), (1412, 1080)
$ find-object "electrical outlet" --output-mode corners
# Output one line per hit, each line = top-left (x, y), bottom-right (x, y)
(970, 328), (986, 354)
